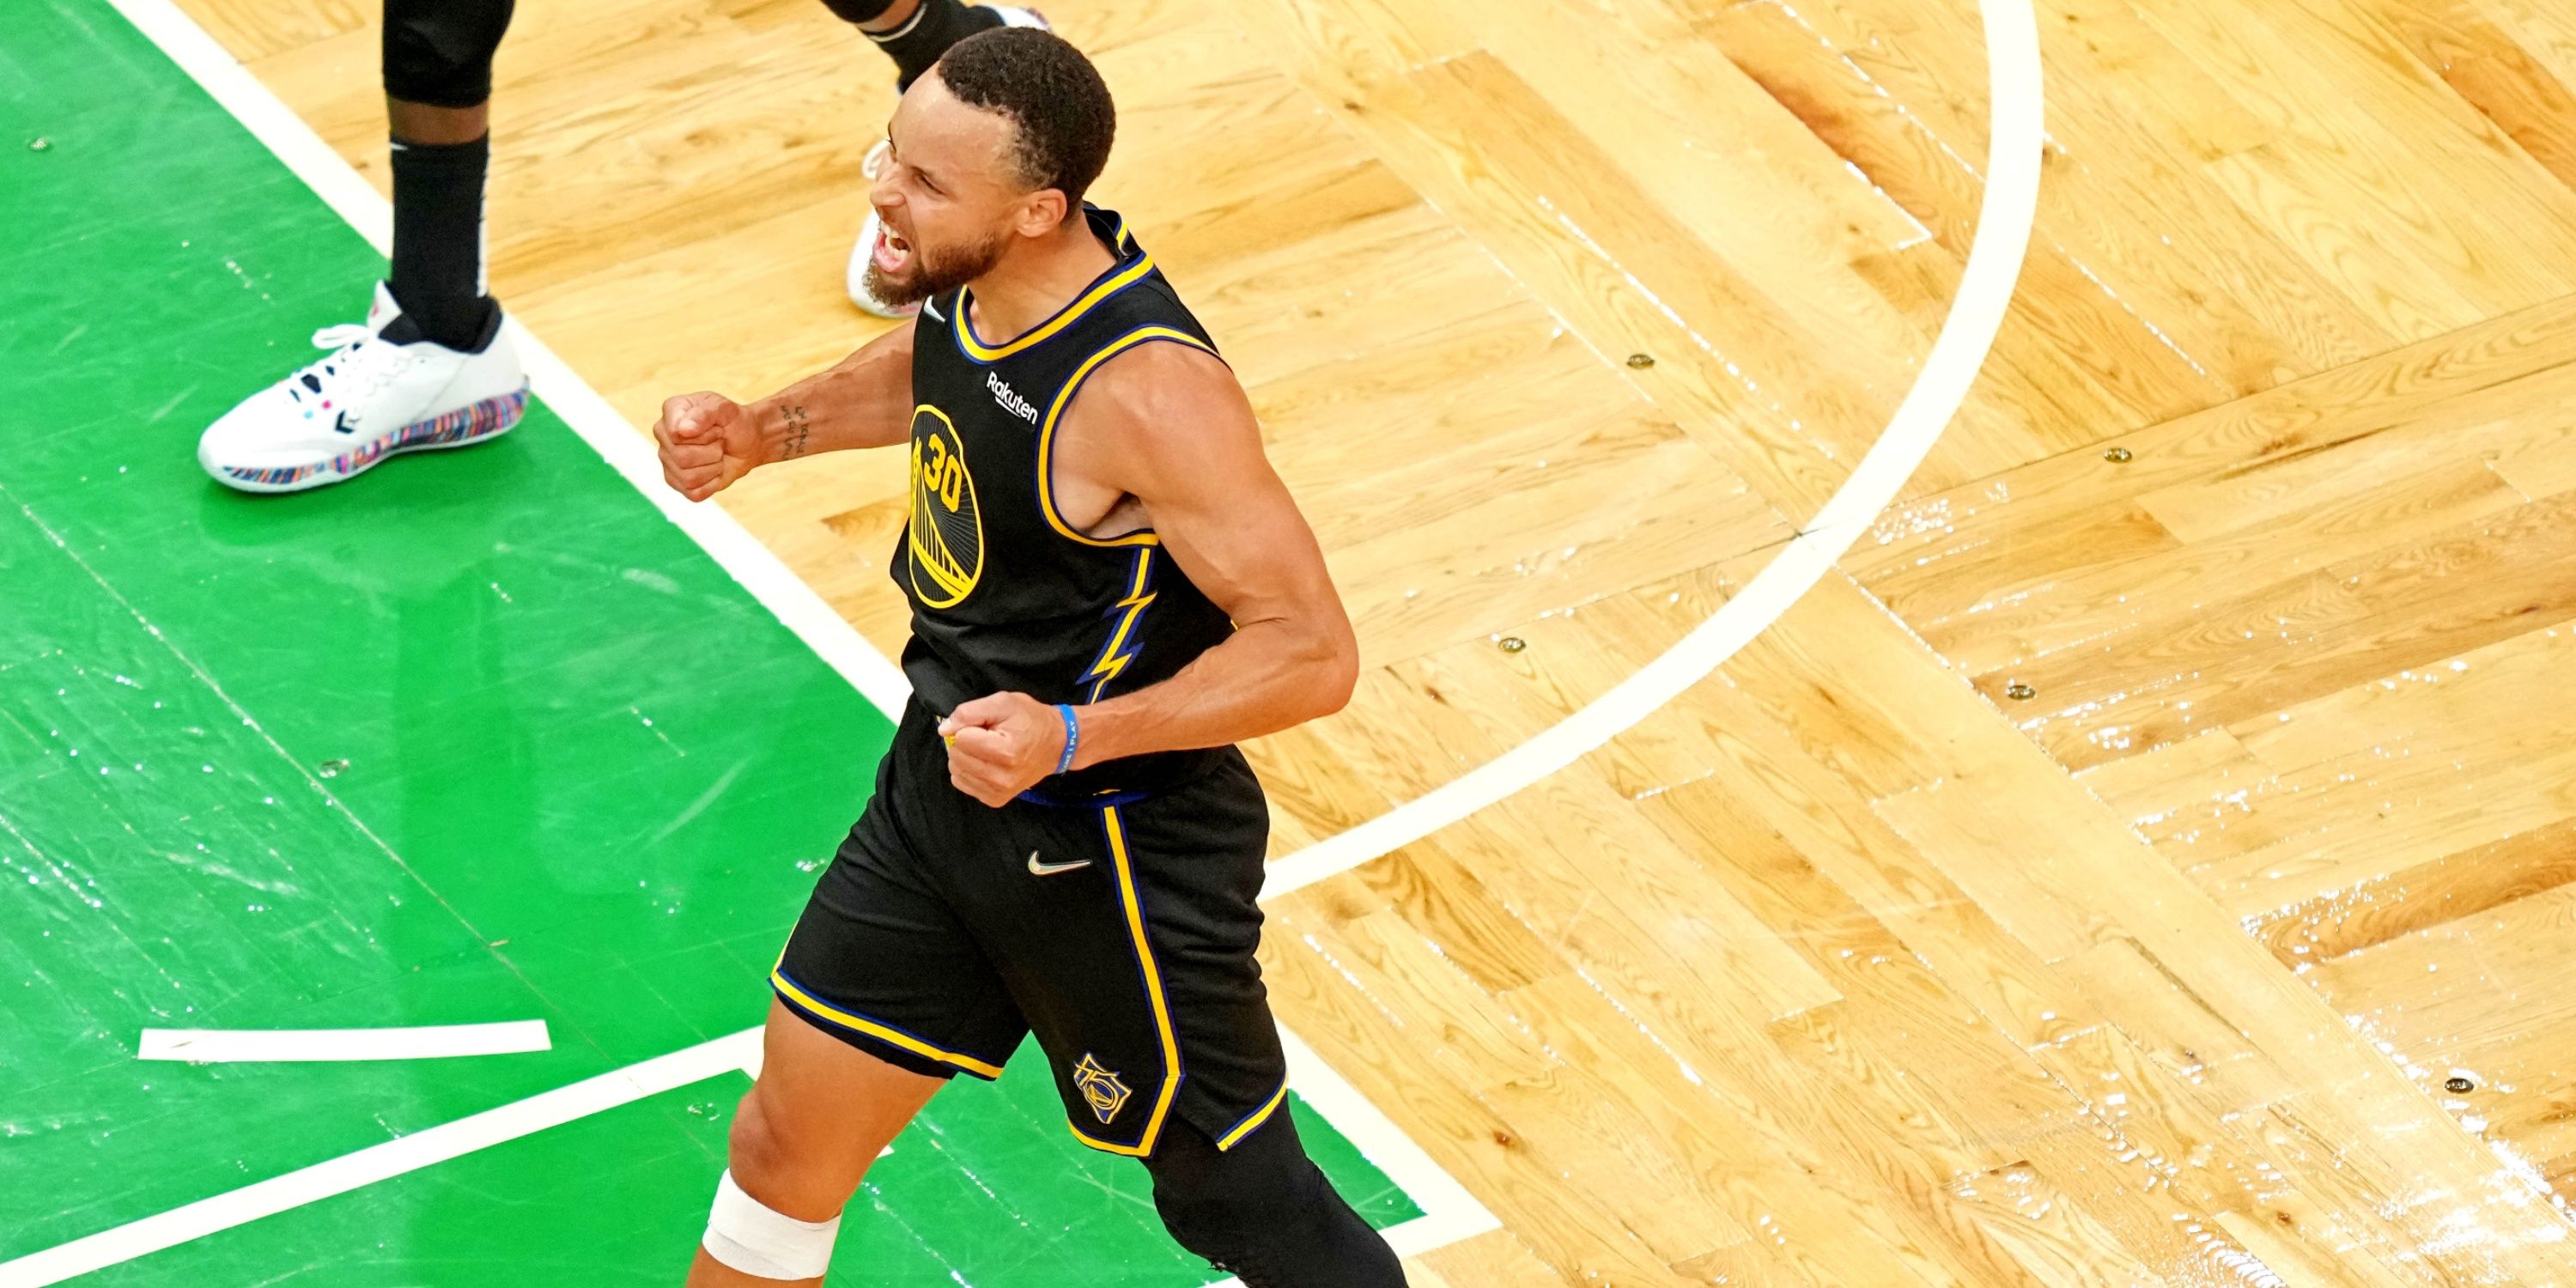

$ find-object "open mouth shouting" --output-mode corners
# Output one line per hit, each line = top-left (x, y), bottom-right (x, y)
(873, 222), (913, 276)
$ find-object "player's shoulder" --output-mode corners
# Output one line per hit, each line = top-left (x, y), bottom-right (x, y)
(1089, 331), (1227, 383)
(1072, 335), (1242, 428)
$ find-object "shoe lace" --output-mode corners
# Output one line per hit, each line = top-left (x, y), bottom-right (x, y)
(283, 324), (407, 409)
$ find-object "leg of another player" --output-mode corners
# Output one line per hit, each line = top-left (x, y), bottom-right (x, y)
(382, 0), (514, 351)
(852, 0), (924, 35)
(1145, 1112), (1410, 1287)
(685, 999), (949, 1286)
(194, 0), (527, 492)
(382, 94), (495, 352)
(386, 100), (485, 143)
(820, 0), (1008, 90)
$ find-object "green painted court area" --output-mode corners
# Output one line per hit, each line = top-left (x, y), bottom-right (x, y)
(0, 3), (1419, 1281)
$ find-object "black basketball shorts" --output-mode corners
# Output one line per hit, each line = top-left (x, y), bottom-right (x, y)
(772, 701), (1289, 1157)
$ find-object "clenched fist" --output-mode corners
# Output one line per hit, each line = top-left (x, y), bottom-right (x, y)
(655, 392), (763, 501)
(939, 693), (1074, 807)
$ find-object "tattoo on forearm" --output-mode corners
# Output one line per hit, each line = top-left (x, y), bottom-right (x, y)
(779, 404), (812, 459)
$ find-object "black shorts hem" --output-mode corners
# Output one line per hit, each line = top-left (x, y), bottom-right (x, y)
(770, 969), (1008, 1082)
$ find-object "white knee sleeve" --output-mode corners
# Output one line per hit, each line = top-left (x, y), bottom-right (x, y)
(703, 1170), (841, 1280)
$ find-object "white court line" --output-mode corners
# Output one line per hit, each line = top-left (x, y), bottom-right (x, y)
(3, 1030), (761, 1286)
(39, 0), (1493, 1280)
(19, 1019), (1489, 1288)
(33, 0), (2043, 1280)
(1273, 1023), (1498, 1257)
(102, 0), (914, 719)
(137, 1021), (551, 1063)
(1261, 0), (2047, 902)
(1196, 1024), (1498, 1288)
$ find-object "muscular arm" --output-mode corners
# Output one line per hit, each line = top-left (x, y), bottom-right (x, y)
(655, 319), (917, 502)
(939, 341), (1357, 802)
(1064, 343), (1358, 764)
(744, 317), (919, 461)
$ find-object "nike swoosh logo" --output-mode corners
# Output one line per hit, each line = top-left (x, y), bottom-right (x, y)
(1028, 852), (1092, 877)
(922, 296), (946, 321)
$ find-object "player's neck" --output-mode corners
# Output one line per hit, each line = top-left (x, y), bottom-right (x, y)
(964, 220), (1121, 342)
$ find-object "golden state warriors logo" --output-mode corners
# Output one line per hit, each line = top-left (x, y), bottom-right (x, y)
(907, 405), (983, 608)
(1072, 1053), (1132, 1124)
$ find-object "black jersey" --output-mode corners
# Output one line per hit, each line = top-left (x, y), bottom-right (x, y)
(893, 206), (1236, 797)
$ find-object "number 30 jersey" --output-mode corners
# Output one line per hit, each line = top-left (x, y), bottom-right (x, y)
(891, 206), (1238, 796)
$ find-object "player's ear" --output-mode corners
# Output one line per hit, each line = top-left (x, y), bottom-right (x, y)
(1017, 188), (1068, 238)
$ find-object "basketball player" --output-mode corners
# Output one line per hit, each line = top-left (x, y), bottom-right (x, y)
(652, 29), (1404, 1287)
(195, 0), (1040, 494)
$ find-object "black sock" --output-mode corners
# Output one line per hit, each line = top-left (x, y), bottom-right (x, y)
(386, 132), (498, 351)
(869, 0), (1006, 91)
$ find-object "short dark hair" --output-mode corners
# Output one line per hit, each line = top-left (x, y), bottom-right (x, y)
(934, 28), (1115, 217)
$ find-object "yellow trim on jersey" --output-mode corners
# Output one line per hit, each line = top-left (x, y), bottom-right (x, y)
(1066, 804), (1185, 1157)
(1215, 1080), (1291, 1151)
(1035, 326), (1218, 549)
(770, 969), (1006, 1079)
(956, 252), (1157, 361)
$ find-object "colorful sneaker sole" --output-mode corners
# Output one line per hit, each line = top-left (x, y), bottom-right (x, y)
(220, 385), (529, 493)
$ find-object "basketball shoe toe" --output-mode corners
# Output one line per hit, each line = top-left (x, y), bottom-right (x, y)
(197, 283), (528, 494)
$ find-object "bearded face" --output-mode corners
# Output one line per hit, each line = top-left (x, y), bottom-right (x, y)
(862, 220), (1013, 308)
(863, 69), (1071, 312)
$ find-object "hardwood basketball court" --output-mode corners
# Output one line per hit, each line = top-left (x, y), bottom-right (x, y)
(13, 0), (2576, 1281)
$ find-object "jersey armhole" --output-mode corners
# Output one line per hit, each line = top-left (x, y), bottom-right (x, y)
(1035, 327), (1223, 550)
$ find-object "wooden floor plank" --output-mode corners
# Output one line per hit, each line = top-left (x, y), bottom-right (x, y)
(177, 0), (2576, 1279)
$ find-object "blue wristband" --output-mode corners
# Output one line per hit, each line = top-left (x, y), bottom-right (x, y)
(1054, 703), (1081, 776)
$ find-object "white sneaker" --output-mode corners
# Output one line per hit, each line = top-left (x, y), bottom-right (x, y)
(198, 283), (528, 493)
(846, 5), (1051, 318)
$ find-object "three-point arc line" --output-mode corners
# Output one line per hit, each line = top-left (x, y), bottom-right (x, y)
(13, 0), (2050, 1281)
